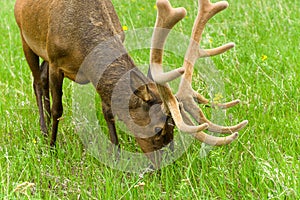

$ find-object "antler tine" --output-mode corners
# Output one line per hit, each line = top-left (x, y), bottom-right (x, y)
(194, 131), (238, 146)
(180, 103), (239, 145)
(193, 90), (241, 109)
(150, 0), (186, 84)
(150, 0), (209, 134)
(184, 99), (248, 133)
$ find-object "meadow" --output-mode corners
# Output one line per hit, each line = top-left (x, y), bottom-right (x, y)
(0, 0), (299, 199)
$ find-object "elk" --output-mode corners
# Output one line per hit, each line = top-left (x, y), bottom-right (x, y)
(14, 0), (248, 166)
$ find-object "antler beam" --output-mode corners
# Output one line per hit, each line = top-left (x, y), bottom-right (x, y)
(150, 0), (209, 133)
(150, 0), (186, 84)
(175, 0), (248, 133)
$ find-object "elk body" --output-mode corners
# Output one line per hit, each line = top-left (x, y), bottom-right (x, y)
(14, 0), (248, 166)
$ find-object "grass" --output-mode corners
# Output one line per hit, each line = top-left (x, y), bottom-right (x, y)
(0, 0), (299, 199)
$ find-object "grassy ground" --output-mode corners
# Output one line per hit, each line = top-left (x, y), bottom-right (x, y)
(0, 0), (299, 199)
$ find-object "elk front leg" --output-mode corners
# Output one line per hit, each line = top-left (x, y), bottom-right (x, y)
(102, 104), (119, 147)
(49, 68), (64, 146)
(40, 61), (51, 126)
(21, 38), (48, 136)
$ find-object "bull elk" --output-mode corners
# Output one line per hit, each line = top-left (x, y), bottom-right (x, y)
(14, 0), (248, 166)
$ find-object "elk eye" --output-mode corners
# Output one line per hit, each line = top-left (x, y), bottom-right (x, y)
(155, 127), (163, 135)
(146, 98), (156, 106)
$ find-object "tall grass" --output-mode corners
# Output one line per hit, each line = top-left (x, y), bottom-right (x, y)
(0, 0), (299, 199)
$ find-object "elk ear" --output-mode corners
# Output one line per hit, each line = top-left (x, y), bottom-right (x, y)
(130, 70), (152, 102)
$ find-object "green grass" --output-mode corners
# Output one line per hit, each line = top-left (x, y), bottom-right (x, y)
(1, 0), (299, 199)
